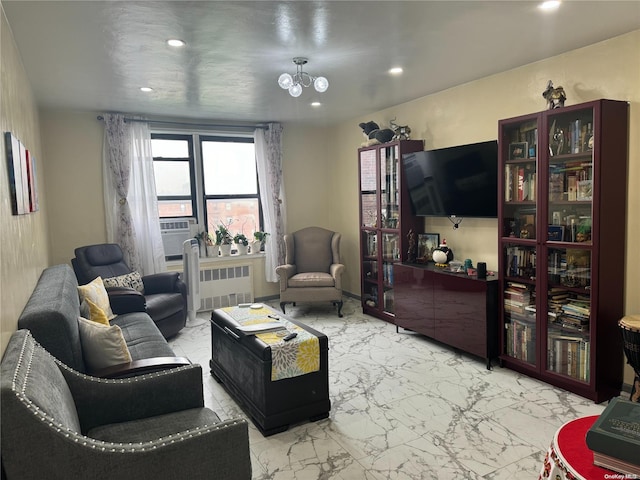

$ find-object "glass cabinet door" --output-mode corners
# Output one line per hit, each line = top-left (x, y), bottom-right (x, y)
(360, 148), (378, 228)
(502, 242), (537, 366)
(379, 145), (400, 229)
(546, 246), (591, 382)
(381, 232), (399, 314)
(546, 107), (594, 245)
(543, 106), (594, 383)
(502, 119), (538, 240)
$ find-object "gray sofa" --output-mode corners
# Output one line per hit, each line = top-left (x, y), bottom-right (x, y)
(17, 264), (188, 378)
(1, 329), (251, 480)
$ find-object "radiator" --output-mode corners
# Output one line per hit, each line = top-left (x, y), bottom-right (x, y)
(198, 264), (253, 311)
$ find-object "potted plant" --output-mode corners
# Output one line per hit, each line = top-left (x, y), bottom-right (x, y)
(251, 231), (269, 253)
(234, 233), (249, 255)
(216, 224), (233, 256)
(194, 231), (209, 257)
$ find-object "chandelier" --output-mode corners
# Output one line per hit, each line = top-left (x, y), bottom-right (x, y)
(277, 57), (328, 97)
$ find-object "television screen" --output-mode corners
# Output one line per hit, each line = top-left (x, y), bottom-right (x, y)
(402, 140), (498, 218)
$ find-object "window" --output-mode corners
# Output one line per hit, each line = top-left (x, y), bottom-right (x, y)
(151, 134), (195, 218)
(201, 136), (261, 237)
(151, 132), (261, 250)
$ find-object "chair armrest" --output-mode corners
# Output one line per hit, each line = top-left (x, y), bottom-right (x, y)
(6, 416), (251, 480)
(89, 356), (191, 378)
(142, 272), (182, 295)
(330, 263), (345, 290)
(107, 287), (146, 313)
(275, 264), (296, 291)
(59, 362), (204, 433)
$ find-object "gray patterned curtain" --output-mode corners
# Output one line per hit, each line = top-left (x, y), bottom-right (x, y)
(102, 113), (141, 272)
(255, 123), (285, 282)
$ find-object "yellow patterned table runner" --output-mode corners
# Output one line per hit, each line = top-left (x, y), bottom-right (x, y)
(222, 305), (320, 381)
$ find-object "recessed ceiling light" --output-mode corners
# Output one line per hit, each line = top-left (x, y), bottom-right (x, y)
(311, 101), (321, 107)
(389, 67), (403, 75)
(140, 87), (153, 92)
(538, 1), (561, 11)
(167, 39), (186, 47)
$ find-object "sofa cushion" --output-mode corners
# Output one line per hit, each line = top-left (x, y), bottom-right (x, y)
(88, 408), (221, 443)
(111, 312), (175, 360)
(78, 317), (132, 371)
(77, 276), (116, 320)
(85, 299), (110, 326)
(103, 271), (145, 293)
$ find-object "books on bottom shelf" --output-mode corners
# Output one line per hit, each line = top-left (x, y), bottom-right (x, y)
(586, 397), (640, 476)
(547, 331), (590, 382)
(505, 316), (536, 364)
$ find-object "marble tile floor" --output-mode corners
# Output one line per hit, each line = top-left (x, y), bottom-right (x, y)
(169, 297), (607, 480)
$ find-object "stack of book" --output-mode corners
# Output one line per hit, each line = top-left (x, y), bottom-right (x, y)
(504, 282), (536, 363)
(586, 397), (640, 476)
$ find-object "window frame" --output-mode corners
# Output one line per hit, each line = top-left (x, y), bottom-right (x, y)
(151, 130), (263, 247)
(151, 133), (197, 219)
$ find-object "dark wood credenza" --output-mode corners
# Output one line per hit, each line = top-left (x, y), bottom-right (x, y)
(394, 263), (499, 369)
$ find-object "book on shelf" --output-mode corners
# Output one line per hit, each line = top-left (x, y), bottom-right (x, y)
(586, 397), (640, 470)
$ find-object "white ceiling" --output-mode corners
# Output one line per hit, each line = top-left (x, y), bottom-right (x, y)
(3, 1), (639, 125)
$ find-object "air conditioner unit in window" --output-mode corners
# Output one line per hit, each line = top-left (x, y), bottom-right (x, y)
(160, 218), (193, 258)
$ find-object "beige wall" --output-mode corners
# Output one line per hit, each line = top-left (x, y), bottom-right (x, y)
(0, 7), (49, 353)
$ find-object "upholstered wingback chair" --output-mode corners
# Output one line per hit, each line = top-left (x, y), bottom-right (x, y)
(275, 226), (344, 317)
(0, 329), (251, 480)
(72, 243), (187, 339)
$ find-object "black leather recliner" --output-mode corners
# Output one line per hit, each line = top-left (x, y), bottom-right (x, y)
(72, 243), (187, 339)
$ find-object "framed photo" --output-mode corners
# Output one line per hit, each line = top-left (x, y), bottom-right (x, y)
(4, 132), (27, 215)
(418, 233), (440, 262)
(509, 142), (528, 160)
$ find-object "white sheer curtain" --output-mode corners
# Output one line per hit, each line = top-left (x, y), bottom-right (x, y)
(255, 123), (285, 282)
(129, 120), (166, 274)
(102, 114), (166, 274)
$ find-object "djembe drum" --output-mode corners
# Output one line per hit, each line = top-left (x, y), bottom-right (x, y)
(619, 315), (640, 402)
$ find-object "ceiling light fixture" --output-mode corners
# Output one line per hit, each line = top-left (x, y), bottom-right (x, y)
(167, 39), (186, 47)
(389, 67), (403, 75)
(140, 87), (153, 92)
(538, 1), (561, 11)
(278, 57), (328, 98)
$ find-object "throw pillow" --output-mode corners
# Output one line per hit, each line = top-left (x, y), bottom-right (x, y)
(103, 271), (145, 293)
(77, 276), (116, 320)
(85, 298), (110, 326)
(77, 317), (132, 371)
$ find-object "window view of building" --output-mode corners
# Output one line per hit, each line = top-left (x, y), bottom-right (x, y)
(151, 132), (262, 246)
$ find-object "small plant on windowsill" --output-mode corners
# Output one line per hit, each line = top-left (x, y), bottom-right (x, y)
(252, 231), (269, 253)
(215, 225), (233, 245)
(233, 233), (249, 247)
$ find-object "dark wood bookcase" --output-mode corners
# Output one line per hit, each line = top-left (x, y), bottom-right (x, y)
(358, 140), (424, 323)
(498, 99), (629, 402)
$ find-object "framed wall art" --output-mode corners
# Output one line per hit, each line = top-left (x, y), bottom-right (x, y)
(418, 233), (440, 262)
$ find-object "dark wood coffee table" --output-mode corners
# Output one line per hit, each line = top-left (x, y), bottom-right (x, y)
(210, 304), (330, 436)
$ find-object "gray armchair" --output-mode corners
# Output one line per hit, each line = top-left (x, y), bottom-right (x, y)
(72, 243), (187, 339)
(1, 330), (251, 480)
(275, 226), (344, 317)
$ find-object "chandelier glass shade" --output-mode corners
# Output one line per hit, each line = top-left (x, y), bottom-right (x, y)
(278, 57), (328, 97)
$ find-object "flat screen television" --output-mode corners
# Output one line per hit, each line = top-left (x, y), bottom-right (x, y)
(402, 140), (498, 218)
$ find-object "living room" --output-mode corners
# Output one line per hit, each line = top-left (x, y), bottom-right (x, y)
(1, 1), (640, 478)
